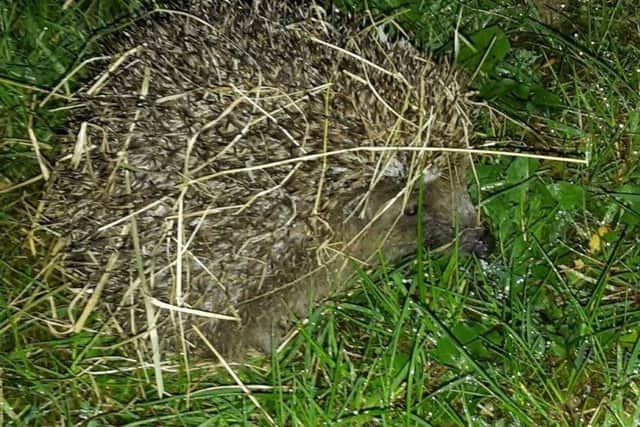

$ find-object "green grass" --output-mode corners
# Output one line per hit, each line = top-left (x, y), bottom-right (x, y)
(1, 0), (639, 425)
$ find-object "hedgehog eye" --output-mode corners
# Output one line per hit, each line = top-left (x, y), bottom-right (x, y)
(404, 204), (418, 216)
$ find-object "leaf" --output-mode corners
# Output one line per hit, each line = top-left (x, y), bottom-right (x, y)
(430, 322), (495, 365)
(547, 181), (585, 210)
(550, 340), (567, 359)
(506, 157), (538, 182)
(613, 184), (640, 226)
(479, 78), (517, 99)
(588, 233), (602, 254)
(458, 26), (510, 74)
(544, 120), (586, 138)
(530, 85), (562, 108)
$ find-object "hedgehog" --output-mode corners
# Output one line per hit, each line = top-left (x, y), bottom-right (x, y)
(37, 1), (493, 360)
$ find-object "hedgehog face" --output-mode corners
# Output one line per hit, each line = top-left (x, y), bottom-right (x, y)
(420, 178), (495, 258)
(350, 178), (494, 262)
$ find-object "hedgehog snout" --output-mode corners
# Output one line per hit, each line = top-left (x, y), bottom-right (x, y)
(468, 225), (495, 259)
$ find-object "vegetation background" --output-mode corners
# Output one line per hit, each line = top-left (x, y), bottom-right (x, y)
(1, 0), (638, 425)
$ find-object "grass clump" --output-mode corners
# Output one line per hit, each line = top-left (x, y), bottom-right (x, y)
(1, 0), (639, 425)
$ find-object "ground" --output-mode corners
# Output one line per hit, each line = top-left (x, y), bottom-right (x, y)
(1, 0), (639, 425)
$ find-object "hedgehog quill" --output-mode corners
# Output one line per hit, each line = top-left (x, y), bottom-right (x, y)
(38, 1), (493, 360)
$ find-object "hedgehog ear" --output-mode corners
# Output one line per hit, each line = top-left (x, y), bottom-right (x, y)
(421, 166), (440, 185)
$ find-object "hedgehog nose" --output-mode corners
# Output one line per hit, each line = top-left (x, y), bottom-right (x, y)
(472, 227), (495, 259)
